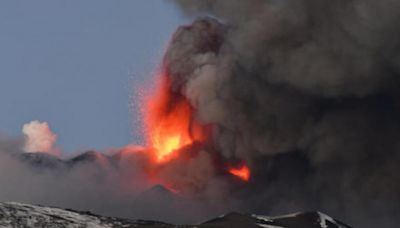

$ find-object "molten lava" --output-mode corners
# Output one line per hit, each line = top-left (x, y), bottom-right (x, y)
(142, 71), (251, 189)
(144, 72), (205, 163)
(229, 165), (251, 181)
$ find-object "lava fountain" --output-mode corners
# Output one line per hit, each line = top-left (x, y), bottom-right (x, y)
(143, 71), (207, 164)
(140, 70), (251, 190)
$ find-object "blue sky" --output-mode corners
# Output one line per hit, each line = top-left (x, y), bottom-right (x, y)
(0, 1), (187, 152)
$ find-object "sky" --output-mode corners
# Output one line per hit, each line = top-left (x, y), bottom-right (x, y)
(0, 1), (186, 152)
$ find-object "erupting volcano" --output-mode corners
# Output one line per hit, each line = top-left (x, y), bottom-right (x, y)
(1, 0), (400, 226)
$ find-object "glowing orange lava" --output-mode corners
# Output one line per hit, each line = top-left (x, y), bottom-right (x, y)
(229, 165), (251, 181)
(142, 71), (252, 185)
(143, 72), (205, 163)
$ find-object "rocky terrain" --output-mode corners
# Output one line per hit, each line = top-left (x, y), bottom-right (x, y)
(0, 202), (351, 228)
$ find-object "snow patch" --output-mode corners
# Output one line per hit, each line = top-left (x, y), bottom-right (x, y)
(257, 224), (284, 228)
(252, 214), (273, 222)
(318, 212), (345, 228)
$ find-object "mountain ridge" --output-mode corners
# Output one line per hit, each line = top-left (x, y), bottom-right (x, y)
(0, 202), (351, 228)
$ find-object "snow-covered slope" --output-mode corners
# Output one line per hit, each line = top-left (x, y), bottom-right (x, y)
(0, 202), (351, 228)
(250, 212), (351, 228)
(202, 212), (351, 228)
(0, 202), (170, 228)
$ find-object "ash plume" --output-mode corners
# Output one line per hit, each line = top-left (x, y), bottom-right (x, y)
(163, 1), (400, 227)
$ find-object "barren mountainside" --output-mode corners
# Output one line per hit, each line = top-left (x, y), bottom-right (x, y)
(0, 202), (351, 228)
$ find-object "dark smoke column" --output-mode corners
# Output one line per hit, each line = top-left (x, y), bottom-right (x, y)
(165, 0), (400, 227)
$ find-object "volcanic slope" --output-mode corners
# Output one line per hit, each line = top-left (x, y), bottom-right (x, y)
(0, 202), (351, 228)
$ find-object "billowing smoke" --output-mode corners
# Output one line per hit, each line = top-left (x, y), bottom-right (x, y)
(160, 0), (400, 227)
(22, 121), (60, 156)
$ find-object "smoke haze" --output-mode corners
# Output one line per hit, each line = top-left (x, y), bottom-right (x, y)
(0, 137), (239, 224)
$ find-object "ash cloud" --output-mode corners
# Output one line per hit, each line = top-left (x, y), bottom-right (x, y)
(165, 1), (400, 227)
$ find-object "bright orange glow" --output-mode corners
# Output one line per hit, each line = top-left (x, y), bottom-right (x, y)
(141, 70), (252, 190)
(143, 72), (205, 163)
(229, 165), (251, 181)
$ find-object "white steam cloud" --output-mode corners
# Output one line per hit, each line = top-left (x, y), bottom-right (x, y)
(22, 120), (60, 156)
